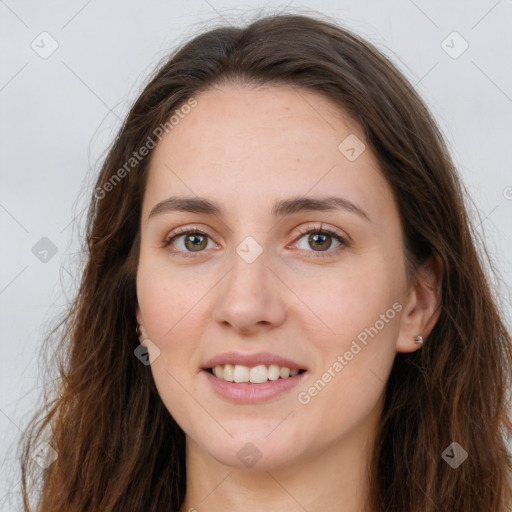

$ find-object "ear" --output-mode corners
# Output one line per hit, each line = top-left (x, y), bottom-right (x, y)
(135, 305), (149, 341)
(135, 304), (143, 327)
(396, 253), (443, 353)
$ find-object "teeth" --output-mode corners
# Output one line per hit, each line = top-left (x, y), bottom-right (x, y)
(211, 364), (303, 383)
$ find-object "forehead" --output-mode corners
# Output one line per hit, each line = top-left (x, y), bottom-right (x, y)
(143, 84), (397, 225)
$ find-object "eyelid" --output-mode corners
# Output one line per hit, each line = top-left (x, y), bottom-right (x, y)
(289, 222), (347, 245)
(164, 224), (213, 240)
(287, 222), (348, 258)
(162, 224), (218, 249)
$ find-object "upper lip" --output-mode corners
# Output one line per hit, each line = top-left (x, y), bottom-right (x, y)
(202, 352), (307, 371)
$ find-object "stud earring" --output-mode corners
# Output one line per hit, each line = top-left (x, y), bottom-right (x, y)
(415, 335), (424, 345)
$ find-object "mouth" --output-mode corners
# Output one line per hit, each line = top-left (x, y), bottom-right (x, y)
(202, 364), (308, 403)
(204, 364), (307, 384)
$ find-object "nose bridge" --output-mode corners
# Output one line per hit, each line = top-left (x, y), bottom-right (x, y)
(211, 236), (286, 332)
(225, 237), (273, 305)
(225, 220), (272, 289)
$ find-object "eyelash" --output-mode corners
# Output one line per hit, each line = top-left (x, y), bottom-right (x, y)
(162, 223), (348, 259)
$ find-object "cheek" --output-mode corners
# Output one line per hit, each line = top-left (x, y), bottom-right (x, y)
(297, 357), (388, 447)
(299, 266), (400, 400)
(295, 263), (398, 345)
(294, 273), (398, 435)
(136, 261), (204, 425)
(136, 259), (205, 369)
(137, 251), (203, 329)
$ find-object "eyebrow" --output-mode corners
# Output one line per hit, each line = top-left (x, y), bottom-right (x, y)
(148, 195), (371, 222)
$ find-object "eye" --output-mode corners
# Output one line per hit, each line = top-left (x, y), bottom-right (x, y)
(291, 223), (348, 258)
(163, 223), (348, 258)
(163, 227), (217, 256)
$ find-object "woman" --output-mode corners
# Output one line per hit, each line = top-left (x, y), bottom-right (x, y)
(20, 11), (512, 512)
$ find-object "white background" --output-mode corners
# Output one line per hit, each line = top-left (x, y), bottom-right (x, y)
(1, 0), (511, 508)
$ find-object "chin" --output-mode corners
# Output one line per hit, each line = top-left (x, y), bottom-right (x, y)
(202, 435), (300, 471)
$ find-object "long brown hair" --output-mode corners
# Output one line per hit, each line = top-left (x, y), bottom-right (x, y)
(19, 10), (512, 511)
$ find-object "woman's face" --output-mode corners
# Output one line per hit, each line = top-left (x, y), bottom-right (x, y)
(136, 83), (418, 470)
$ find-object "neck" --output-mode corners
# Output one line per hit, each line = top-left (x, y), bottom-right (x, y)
(178, 414), (378, 512)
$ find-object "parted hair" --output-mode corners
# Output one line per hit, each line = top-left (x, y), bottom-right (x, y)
(20, 10), (512, 511)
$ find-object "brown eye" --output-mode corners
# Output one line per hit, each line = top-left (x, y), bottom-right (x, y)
(307, 232), (333, 251)
(164, 230), (214, 253)
(293, 226), (348, 258)
(183, 233), (208, 251)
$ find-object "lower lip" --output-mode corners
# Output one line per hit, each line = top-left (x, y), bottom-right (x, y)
(203, 369), (307, 404)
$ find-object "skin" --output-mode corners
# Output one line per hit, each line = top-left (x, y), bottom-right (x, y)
(135, 83), (441, 512)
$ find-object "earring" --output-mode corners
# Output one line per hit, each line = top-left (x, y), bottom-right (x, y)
(415, 335), (424, 345)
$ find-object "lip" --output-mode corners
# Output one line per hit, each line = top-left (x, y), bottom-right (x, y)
(202, 351), (307, 371)
(203, 368), (307, 404)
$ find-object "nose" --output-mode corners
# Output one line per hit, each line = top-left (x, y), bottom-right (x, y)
(211, 247), (287, 336)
